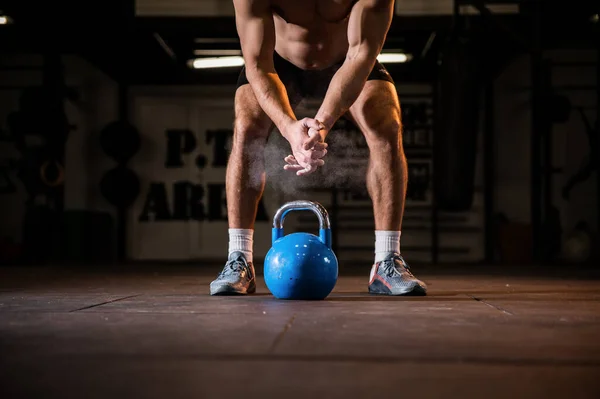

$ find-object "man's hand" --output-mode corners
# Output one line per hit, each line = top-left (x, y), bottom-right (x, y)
(282, 119), (328, 176)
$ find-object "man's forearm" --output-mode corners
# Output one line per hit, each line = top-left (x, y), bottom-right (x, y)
(314, 56), (375, 131)
(246, 69), (296, 136)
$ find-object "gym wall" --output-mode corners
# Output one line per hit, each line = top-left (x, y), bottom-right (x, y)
(548, 50), (598, 235)
(1, 49), (596, 264)
(128, 83), (485, 264)
(127, 49), (596, 264)
(0, 54), (118, 256)
(127, 85), (277, 261)
(493, 49), (598, 243)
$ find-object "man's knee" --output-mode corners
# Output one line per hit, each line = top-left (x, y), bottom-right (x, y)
(233, 116), (270, 149)
(364, 114), (402, 154)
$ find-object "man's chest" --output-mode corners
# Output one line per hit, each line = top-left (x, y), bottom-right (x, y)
(271, 0), (357, 25)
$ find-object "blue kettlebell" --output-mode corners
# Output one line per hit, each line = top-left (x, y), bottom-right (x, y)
(264, 200), (338, 300)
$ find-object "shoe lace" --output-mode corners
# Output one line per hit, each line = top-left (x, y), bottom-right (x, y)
(220, 259), (248, 276)
(382, 255), (414, 278)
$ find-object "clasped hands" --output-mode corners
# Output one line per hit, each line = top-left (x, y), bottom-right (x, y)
(283, 118), (328, 176)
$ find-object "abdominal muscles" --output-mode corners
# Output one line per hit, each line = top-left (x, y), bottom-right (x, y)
(273, 19), (349, 70)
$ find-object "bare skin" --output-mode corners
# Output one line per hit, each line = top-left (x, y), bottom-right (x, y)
(229, 0), (405, 231)
(348, 80), (407, 230)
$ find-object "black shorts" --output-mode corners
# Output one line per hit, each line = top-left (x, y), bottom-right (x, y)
(236, 51), (394, 100)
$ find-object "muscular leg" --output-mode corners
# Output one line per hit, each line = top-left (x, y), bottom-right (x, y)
(210, 86), (272, 295)
(226, 85), (273, 229)
(348, 80), (406, 231)
(211, 84), (300, 295)
(348, 80), (426, 296)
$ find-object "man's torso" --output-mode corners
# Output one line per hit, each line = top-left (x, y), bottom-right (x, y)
(269, 0), (358, 70)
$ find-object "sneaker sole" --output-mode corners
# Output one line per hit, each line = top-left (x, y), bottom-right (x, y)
(210, 282), (256, 296)
(368, 284), (427, 296)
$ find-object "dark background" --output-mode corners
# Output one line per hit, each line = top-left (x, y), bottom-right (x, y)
(0, 0), (598, 267)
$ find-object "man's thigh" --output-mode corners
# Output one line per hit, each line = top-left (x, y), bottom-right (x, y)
(347, 80), (402, 139)
(233, 84), (274, 138)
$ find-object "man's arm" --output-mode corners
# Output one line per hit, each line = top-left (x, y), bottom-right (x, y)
(314, 0), (394, 132)
(233, 0), (297, 136)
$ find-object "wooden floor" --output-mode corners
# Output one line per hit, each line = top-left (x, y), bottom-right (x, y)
(1, 264), (599, 399)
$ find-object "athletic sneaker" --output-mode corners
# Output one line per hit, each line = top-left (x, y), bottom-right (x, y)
(210, 251), (256, 295)
(368, 253), (427, 296)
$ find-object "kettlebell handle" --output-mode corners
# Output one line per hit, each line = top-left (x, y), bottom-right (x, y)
(272, 200), (332, 248)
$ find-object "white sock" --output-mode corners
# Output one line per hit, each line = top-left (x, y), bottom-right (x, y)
(228, 228), (253, 262)
(374, 230), (401, 263)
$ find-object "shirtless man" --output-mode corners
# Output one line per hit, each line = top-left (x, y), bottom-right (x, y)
(210, 0), (427, 296)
